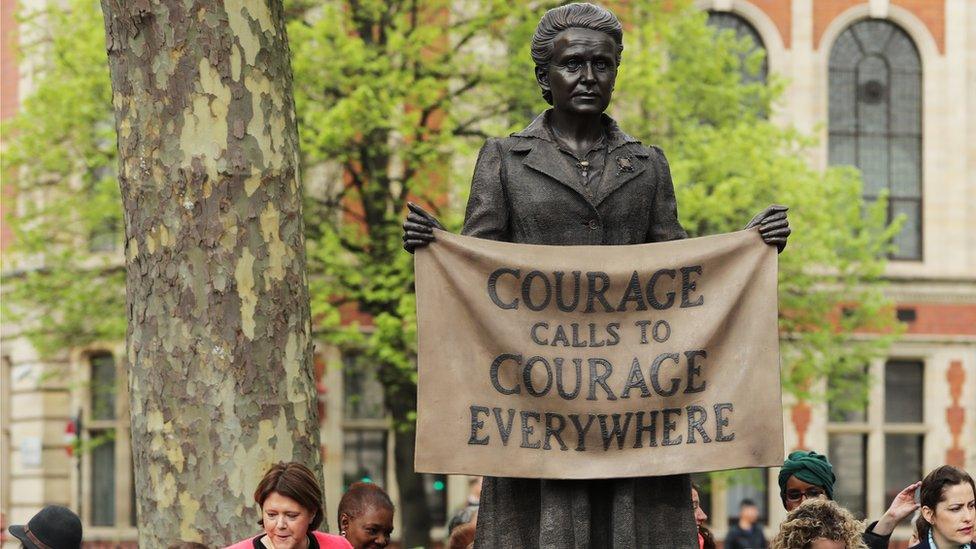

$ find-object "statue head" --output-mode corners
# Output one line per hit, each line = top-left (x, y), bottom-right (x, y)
(531, 3), (623, 113)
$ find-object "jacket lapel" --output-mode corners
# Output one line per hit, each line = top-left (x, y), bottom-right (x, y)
(517, 140), (593, 203)
(593, 145), (649, 206)
(510, 110), (649, 207)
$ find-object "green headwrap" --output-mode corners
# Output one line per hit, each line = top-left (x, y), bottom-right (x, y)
(778, 450), (836, 500)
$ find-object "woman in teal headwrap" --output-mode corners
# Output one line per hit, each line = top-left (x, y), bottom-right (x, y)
(778, 451), (837, 511)
(778, 450), (925, 549)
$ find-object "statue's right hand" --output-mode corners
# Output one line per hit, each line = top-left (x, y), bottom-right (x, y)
(403, 202), (444, 253)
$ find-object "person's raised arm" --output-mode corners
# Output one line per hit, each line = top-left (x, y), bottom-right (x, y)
(870, 481), (922, 537)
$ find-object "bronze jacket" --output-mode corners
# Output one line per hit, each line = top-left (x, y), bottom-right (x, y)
(460, 111), (697, 548)
(461, 110), (687, 246)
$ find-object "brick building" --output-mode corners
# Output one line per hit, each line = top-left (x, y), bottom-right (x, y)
(692, 1), (975, 546)
(1, 0), (974, 547)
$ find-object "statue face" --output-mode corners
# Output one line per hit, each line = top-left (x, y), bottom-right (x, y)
(537, 27), (618, 116)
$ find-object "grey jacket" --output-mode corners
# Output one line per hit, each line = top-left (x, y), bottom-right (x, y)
(463, 111), (697, 549)
(461, 110), (687, 246)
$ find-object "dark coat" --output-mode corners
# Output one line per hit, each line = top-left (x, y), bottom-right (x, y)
(462, 111), (687, 246)
(462, 111), (696, 549)
(862, 521), (892, 549)
(725, 523), (767, 549)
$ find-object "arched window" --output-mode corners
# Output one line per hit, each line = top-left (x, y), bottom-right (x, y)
(828, 20), (922, 260)
(707, 11), (768, 84)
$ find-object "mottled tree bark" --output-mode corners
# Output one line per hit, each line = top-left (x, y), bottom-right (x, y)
(100, 1), (322, 545)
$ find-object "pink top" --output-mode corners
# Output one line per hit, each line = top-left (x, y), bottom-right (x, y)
(224, 531), (353, 549)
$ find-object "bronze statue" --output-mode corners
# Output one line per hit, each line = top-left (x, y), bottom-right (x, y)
(403, 3), (790, 547)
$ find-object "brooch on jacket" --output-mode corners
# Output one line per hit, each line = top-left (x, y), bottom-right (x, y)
(617, 156), (634, 174)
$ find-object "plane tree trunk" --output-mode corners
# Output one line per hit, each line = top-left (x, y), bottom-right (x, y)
(100, 1), (322, 545)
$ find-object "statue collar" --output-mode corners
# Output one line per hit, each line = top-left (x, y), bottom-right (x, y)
(511, 109), (641, 152)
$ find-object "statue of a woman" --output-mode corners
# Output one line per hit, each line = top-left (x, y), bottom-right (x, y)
(403, 4), (790, 547)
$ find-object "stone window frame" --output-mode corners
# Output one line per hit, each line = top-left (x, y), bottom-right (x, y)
(826, 357), (927, 528)
(340, 351), (393, 492)
(338, 350), (450, 533)
(820, 0), (950, 270)
(706, 10), (770, 85)
(1, 355), (11, 533)
(73, 348), (137, 540)
(825, 17), (925, 261)
(695, 0), (787, 77)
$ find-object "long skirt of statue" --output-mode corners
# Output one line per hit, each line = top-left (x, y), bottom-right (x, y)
(473, 475), (698, 548)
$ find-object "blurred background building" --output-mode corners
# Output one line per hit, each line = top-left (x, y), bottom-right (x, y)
(2, 0), (974, 547)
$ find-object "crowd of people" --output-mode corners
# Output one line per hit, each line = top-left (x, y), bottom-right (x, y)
(7, 455), (973, 548)
(690, 452), (974, 549)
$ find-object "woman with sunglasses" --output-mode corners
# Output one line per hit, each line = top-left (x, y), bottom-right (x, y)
(779, 450), (923, 549)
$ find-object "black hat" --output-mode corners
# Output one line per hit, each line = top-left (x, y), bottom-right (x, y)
(8, 505), (83, 549)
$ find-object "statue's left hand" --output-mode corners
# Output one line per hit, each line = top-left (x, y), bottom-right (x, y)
(745, 205), (791, 253)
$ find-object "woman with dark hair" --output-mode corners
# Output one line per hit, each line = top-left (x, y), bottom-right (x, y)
(404, 3), (791, 547)
(337, 482), (394, 549)
(692, 484), (717, 549)
(910, 466), (974, 549)
(224, 462), (351, 549)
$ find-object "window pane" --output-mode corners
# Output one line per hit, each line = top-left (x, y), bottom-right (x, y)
(829, 434), (867, 519)
(342, 430), (387, 491)
(890, 199), (922, 260)
(886, 30), (921, 72)
(90, 354), (116, 421)
(828, 366), (868, 423)
(829, 70), (857, 133)
(91, 431), (116, 526)
(856, 57), (889, 134)
(890, 72), (921, 135)
(828, 134), (857, 167)
(423, 474), (449, 526)
(852, 19), (894, 55)
(885, 360), (923, 422)
(725, 468), (768, 525)
(87, 167), (119, 253)
(343, 355), (386, 420)
(857, 135), (888, 196)
(890, 137), (921, 198)
(830, 20), (923, 263)
(706, 12), (768, 83)
(885, 434), (923, 527)
(88, 219), (119, 253)
(829, 31), (861, 71)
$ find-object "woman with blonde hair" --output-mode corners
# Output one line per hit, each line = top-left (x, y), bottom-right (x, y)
(771, 498), (867, 549)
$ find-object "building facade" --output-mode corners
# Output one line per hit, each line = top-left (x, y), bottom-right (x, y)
(2, 0), (974, 547)
(694, 1), (976, 546)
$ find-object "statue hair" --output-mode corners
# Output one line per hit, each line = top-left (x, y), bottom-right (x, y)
(531, 3), (623, 104)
